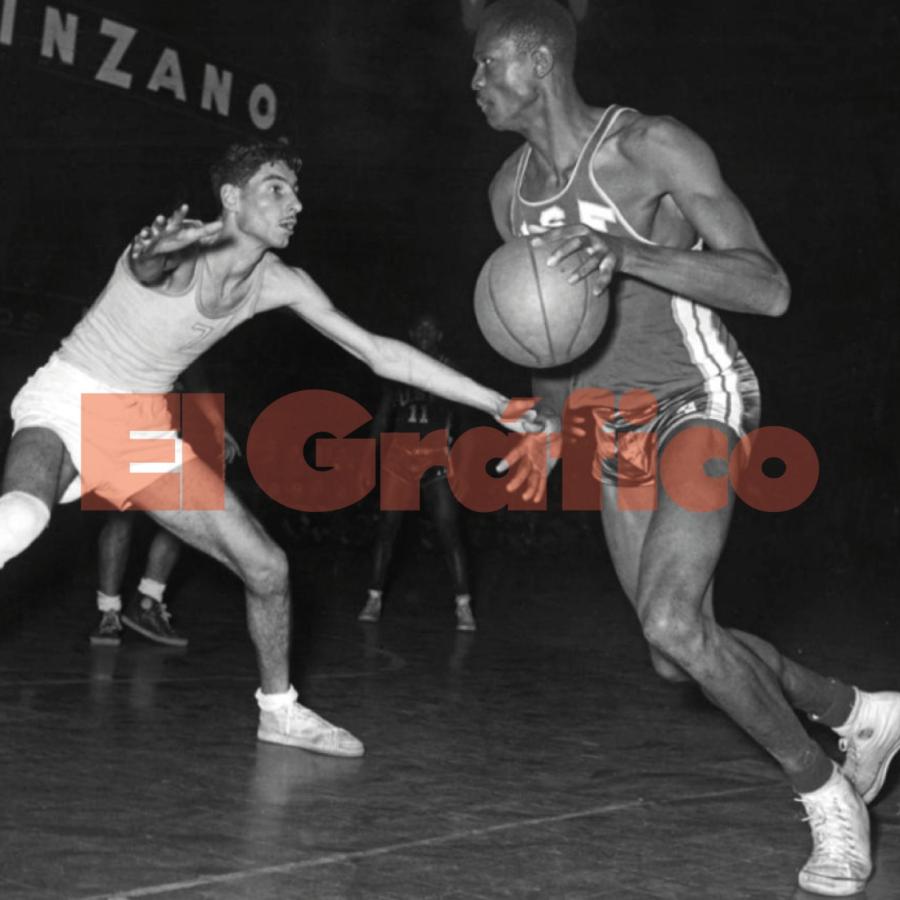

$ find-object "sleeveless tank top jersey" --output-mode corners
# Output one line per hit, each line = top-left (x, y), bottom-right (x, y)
(508, 105), (752, 405)
(58, 250), (269, 392)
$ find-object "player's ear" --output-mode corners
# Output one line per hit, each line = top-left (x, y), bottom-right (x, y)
(220, 183), (240, 212)
(532, 45), (554, 78)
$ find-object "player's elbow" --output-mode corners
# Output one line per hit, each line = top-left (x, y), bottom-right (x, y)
(766, 270), (791, 318)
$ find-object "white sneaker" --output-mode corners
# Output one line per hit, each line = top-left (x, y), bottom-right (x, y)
(837, 689), (900, 804)
(797, 767), (871, 896)
(357, 594), (382, 623)
(256, 688), (364, 757)
(455, 597), (476, 632)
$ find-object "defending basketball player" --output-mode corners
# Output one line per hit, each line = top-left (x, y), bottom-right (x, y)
(0, 138), (539, 758)
(472, 1), (900, 893)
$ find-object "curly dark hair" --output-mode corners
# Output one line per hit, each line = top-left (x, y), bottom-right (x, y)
(209, 137), (302, 199)
(478, 0), (577, 72)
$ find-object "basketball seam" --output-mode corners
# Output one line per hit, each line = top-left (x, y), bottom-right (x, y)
(566, 275), (591, 358)
(487, 259), (541, 364)
(526, 242), (556, 365)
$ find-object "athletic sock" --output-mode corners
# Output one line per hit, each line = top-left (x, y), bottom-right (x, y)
(255, 685), (297, 710)
(792, 748), (838, 795)
(138, 577), (166, 602)
(808, 679), (857, 728)
(0, 491), (51, 569)
(96, 591), (122, 613)
(455, 593), (472, 606)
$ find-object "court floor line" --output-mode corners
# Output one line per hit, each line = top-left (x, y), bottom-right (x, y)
(81, 784), (768, 900)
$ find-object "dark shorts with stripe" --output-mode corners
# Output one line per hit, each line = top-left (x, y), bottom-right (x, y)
(587, 352), (761, 487)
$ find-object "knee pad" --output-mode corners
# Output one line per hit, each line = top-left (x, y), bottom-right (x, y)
(0, 491), (52, 569)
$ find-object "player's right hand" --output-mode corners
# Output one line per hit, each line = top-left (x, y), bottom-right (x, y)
(130, 204), (223, 261)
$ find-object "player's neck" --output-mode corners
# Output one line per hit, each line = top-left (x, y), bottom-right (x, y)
(210, 228), (268, 281)
(202, 236), (266, 298)
(522, 95), (606, 184)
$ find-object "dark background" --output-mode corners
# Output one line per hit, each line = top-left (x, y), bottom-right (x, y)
(1, 0), (898, 570)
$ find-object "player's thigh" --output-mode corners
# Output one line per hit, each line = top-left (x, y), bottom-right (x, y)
(600, 482), (653, 607)
(2, 426), (76, 507)
(635, 422), (737, 621)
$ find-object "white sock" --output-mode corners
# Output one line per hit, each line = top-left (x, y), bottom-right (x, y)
(97, 592), (122, 613)
(367, 589), (382, 601)
(138, 577), (166, 602)
(455, 593), (472, 607)
(255, 685), (298, 711)
(0, 491), (51, 570)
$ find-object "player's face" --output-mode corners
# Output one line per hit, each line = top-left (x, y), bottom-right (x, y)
(409, 317), (441, 353)
(234, 160), (301, 249)
(471, 29), (539, 131)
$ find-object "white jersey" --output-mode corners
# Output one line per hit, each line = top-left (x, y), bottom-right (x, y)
(58, 249), (270, 391)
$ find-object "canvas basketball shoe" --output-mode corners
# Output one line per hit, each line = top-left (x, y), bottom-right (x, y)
(797, 766), (871, 896)
(455, 596), (476, 632)
(256, 687), (364, 757)
(357, 591), (382, 623)
(122, 594), (188, 648)
(836, 689), (900, 804)
(89, 610), (122, 646)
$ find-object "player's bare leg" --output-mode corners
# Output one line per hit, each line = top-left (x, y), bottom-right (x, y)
(601, 423), (873, 894)
(136, 462), (362, 757)
(424, 478), (474, 631)
(0, 428), (76, 570)
(92, 514), (135, 645)
(360, 510), (403, 623)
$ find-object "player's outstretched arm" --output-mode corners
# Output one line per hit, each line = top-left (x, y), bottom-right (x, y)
(262, 263), (542, 432)
(129, 204), (223, 286)
(539, 117), (790, 317)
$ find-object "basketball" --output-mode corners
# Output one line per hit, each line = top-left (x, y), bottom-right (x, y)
(473, 237), (609, 368)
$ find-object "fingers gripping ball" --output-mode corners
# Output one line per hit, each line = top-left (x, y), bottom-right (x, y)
(474, 237), (609, 368)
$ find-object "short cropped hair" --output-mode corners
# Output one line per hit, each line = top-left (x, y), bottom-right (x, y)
(479, 0), (576, 71)
(209, 137), (302, 198)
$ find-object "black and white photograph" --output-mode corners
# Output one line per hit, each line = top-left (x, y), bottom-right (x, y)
(1, 1), (898, 897)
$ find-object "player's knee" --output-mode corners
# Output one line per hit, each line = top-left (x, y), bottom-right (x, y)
(640, 604), (702, 664)
(243, 543), (290, 597)
(0, 491), (51, 569)
(648, 648), (692, 684)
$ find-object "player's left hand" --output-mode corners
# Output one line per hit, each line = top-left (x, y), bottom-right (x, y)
(496, 414), (562, 505)
(540, 225), (627, 295)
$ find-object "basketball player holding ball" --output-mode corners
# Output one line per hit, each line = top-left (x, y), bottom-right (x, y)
(472, 1), (900, 893)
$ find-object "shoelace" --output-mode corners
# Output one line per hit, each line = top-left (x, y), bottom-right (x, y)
(156, 601), (173, 625)
(839, 735), (861, 780)
(798, 797), (863, 865)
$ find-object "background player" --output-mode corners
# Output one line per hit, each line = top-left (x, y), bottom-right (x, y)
(90, 372), (241, 648)
(0, 137), (540, 758)
(358, 313), (475, 631)
(473, 1), (900, 893)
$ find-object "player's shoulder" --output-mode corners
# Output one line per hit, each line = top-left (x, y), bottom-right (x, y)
(489, 144), (527, 201)
(615, 112), (713, 167)
(259, 253), (323, 310)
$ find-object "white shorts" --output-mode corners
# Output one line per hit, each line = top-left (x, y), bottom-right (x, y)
(10, 354), (189, 509)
